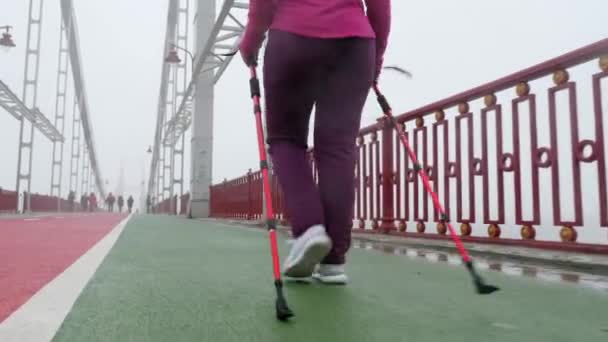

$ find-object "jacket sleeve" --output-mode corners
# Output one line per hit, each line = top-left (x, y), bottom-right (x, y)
(365, 0), (391, 76)
(240, 0), (277, 56)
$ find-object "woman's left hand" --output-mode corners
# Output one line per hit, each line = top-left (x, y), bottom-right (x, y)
(239, 44), (259, 67)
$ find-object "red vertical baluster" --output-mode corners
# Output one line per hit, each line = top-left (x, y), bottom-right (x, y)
(362, 136), (368, 228)
(380, 118), (396, 232)
(413, 122), (428, 229)
(456, 105), (476, 226)
(402, 129), (411, 225)
(593, 70), (608, 227)
(248, 171), (252, 219)
(374, 130), (381, 230)
(433, 111), (450, 226)
(548, 79), (583, 227)
(513, 86), (541, 228)
(394, 128), (401, 224)
(481, 99), (506, 225)
(356, 137), (363, 228)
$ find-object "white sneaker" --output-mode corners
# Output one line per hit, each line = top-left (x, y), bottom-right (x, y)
(282, 225), (332, 278)
(313, 264), (349, 285)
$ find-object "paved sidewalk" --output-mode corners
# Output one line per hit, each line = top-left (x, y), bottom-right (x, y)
(53, 215), (608, 342)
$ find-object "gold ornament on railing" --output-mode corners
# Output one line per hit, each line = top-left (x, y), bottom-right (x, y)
(488, 224), (501, 238)
(415, 117), (424, 128)
(436, 222), (447, 235)
(552, 69), (570, 85)
(371, 220), (379, 230)
(398, 220), (407, 232)
(435, 110), (445, 122)
(458, 102), (469, 114)
(560, 225), (578, 242)
(520, 225), (536, 240)
(516, 82), (530, 97)
(460, 223), (472, 236)
(600, 55), (608, 71)
(416, 221), (426, 233)
(484, 94), (497, 107)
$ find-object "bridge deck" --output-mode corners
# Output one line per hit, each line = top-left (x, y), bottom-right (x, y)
(48, 215), (607, 342)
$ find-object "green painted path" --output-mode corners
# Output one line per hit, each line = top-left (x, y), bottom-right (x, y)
(54, 215), (608, 341)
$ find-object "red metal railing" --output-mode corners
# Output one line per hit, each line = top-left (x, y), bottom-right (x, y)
(0, 189), (87, 213)
(0, 189), (18, 212)
(28, 193), (83, 212)
(210, 169), (287, 222)
(210, 39), (608, 252)
(153, 194), (191, 215)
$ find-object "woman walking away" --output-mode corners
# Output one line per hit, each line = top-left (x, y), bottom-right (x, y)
(240, 0), (391, 284)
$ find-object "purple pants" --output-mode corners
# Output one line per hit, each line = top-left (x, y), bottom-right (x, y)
(263, 30), (375, 264)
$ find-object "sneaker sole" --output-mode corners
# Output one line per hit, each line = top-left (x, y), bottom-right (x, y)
(313, 273), (349, 285)
(284, 276), (313, 284)
(283, 235), (331, 278)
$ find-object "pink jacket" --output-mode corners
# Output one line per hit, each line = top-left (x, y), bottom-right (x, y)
(240, 0), (391, 72)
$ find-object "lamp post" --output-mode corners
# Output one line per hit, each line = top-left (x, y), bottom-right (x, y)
(165, 44), (193, 216)
(0, 26), (16, 52)
(165, 43), (195, 67)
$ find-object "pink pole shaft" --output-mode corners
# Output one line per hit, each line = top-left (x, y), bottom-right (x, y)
(374, 84), (471, 263)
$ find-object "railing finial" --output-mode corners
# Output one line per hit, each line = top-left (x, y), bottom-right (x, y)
(600, 55), (608, 71)
(552, 69), (570, 85)
(484, 94), (497, 107)
(434, 110), (445, 122)
(458, 102), (470, 114)
(461, 223), (472, 236)
(516, 82), (530, 97)
(560, 226), (578, 242)
(488, 224), (501, 238)
(521, 225), (536, 240)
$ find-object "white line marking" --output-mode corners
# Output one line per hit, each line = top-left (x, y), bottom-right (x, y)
(0, 215), (132, 342)
(23, 218), (40, 222)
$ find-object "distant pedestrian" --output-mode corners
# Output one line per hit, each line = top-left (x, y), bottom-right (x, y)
(89, 192), (97, 212)
(67, 190), (76, 212)
(80, 194), (88, 212)
(127, 195), (134, 214)
(107, 193), (116, 212)
(117, 195), (124, 213)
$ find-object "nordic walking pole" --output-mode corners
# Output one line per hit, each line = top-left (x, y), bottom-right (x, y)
(248, 65), (295, 320)
(373, 81), (500, 295)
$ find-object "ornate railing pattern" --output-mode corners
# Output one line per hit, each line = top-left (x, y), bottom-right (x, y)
(209, 39), (608, 253)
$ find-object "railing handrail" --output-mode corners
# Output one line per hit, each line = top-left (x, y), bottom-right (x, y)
(211, 38), (608, 182)
(359, 38), (608, 135)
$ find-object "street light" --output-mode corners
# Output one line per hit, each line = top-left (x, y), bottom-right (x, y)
(0, 26), (16, 52)
(165, 43), (194, 66)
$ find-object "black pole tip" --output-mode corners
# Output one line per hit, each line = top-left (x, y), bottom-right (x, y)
(465, 261), (500, 295)
(475, 282), (501, 295)
(274, 280), (294, 321)
(275, 296), (294, 321)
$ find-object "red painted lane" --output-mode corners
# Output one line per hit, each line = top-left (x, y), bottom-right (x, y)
(0, 213), (127, 323)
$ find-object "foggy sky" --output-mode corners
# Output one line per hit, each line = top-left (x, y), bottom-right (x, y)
(1, 0), (607, 215)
